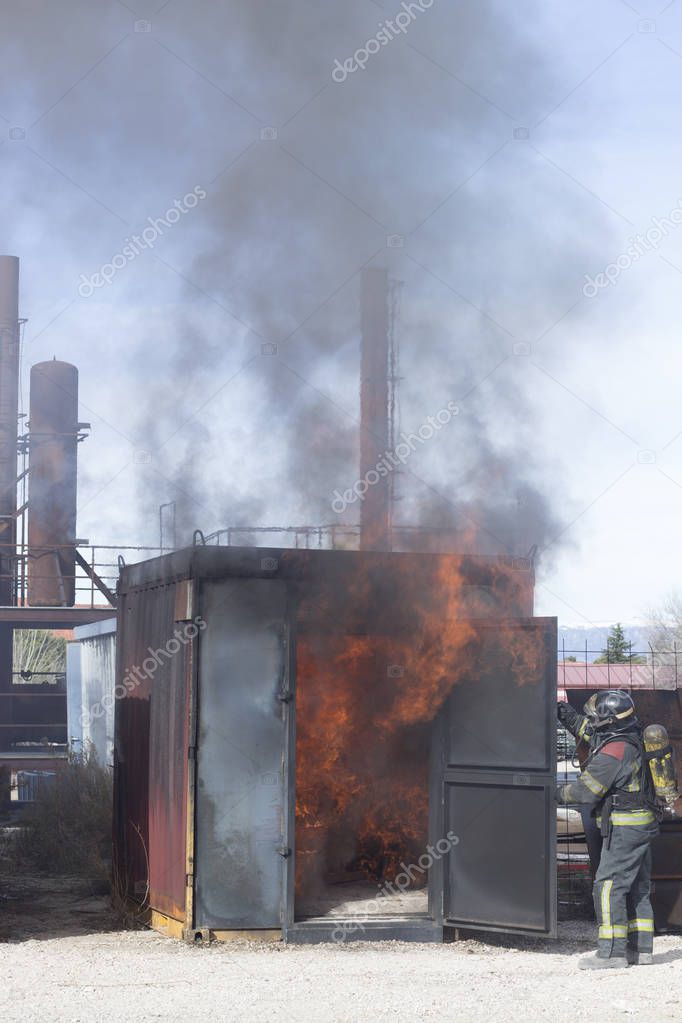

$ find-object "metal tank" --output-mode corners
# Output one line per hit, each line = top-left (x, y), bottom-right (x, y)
(0, 256), (20, 607)
(27, 360), (79, 606)
(0, 257), (20, 698)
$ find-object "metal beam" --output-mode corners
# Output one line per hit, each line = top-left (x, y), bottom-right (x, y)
(74, 549), (117, 607)
(0, 606), (115, 628)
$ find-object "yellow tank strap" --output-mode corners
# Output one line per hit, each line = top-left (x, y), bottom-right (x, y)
(625, 765), (641, 792)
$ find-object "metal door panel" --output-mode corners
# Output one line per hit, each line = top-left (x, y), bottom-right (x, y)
(444, 621), (554, 772)
(444, 776), (553, 931)
(195, 579), (288, 929)
(444, 666), (549, 771)
(440, 618), (557, 936)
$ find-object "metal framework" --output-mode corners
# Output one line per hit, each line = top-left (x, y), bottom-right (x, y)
(0, 541), (170, 610)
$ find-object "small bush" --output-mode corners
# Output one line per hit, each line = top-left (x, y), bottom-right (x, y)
(12, 746), (112, 882)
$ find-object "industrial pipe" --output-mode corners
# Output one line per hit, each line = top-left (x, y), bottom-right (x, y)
(0, 256), (19, 607)
(27, 360), (79, 607)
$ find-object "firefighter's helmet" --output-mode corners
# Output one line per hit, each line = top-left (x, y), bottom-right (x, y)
(583, 690), (635, 729)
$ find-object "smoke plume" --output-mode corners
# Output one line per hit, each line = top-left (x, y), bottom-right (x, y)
(0, 1), (615, 555)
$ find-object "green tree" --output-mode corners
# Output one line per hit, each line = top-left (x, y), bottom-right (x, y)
(594, 623), (645, 664)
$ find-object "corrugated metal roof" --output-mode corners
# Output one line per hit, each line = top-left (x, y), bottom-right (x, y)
(557, 662), (677, 690)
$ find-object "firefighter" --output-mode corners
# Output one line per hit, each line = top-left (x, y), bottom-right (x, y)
(557, 691), (659, 969)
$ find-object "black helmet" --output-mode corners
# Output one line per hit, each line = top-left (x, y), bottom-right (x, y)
(583, 690), (635, 729)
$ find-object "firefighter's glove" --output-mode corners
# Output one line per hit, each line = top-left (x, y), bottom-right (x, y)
(557, 701), (571, 725)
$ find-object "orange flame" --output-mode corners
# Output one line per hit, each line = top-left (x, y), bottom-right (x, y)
(293, 552), (543, 902)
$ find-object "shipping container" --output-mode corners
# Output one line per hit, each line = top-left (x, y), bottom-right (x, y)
(113, 545), (557, 943)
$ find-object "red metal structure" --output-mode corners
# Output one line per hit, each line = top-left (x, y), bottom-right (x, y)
(27, 359), (80, 607)
(0, 257), (20, 722)
(0, 256), (20, 608)
(0, 256), (117, 775)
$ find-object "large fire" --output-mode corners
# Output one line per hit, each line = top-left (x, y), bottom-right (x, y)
(295, 556), (473, 902)
(293, 553), (544, 907)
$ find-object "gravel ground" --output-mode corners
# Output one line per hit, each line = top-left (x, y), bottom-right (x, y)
(2, 880), (682, 1022)
(3, 923), (682, 1023)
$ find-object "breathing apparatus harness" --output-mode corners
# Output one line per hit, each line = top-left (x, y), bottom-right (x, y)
(585, 725), (660, 846)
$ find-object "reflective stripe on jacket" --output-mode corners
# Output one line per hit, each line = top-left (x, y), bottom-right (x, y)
(557, 731), (648, 819)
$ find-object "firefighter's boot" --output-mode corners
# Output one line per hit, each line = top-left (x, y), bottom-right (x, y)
(578, 953), (629, 970)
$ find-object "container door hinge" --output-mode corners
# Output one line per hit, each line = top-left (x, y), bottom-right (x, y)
(276, 846), (291, 858)
(277, 692), (294, 704)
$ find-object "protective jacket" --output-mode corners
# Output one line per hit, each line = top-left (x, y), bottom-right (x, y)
(557, 724), (656, 830)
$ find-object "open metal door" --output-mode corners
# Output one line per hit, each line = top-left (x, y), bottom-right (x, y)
(194, 578), (291, 932)
(439, 617), (557, 937)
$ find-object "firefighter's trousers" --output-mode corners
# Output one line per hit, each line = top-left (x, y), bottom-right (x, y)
(593, 814), (658, 958)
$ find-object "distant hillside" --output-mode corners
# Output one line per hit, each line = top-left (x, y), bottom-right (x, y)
(558, 624), (652, 662)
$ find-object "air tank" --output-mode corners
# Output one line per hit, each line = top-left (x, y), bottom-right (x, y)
(27, 360), (79, 606)
(644, 724), (680, 806)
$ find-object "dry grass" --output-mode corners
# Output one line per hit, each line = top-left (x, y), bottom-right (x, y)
(9, 746), (112, 884)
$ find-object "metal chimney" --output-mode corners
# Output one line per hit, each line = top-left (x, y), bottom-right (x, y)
(359, 268), (391, 551)
(0, 257), (19, 607)
(27, 360), (79, 606)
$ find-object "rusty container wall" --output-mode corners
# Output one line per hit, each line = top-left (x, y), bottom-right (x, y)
(27, 360), (79, 606)
(113, 575), (192, 926)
